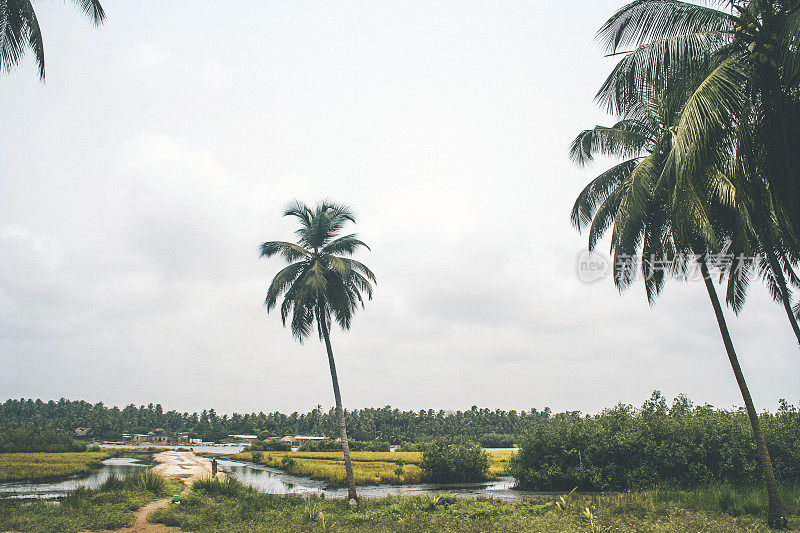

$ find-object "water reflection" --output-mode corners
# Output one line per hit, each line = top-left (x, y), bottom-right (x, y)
(0, 458), (146, 499)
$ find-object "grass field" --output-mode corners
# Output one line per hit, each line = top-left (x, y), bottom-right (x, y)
(231, 449), (515, 486)
(0, 470), (181, 533)
(0, 447), (164, 482)
(0, 451), (115, 482)
(150, 476), (800, 532)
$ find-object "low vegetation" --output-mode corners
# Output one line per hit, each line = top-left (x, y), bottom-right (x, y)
(150, 477), (800, 532)
(420, 440), (489, 483)
(510, 393), (800, 491)
(0, 450), (114, 482)
(232, 449), (513, 486)
(234, 451), (424, 485)
(0, 470), (180, 533)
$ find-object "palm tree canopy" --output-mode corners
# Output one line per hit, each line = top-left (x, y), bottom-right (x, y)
(1, 0), (105, 80)
(589, 0), (800, 312)
(260, 201), (376, 342)
(594, 0), (800, 245)
(571, 83), (752, 305)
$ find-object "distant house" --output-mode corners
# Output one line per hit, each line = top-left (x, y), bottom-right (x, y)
(74, 427), (89, 438)
(295, 435), (326, 441)
(227, 434), (258, 444)
(281, 435), (326, 445)
(148, 429), (170, 444)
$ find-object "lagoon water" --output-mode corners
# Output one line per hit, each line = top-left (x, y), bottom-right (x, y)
(216, 459), (543, 502)
(1, 452), (544, 502)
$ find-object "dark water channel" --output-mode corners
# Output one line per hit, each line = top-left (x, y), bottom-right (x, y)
(1, 456), (548, 502)
(217, 459), (546, 501)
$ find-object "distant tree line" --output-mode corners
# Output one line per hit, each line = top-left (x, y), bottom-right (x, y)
(0, 398), (547, 443)
(0, 427), (88, 453)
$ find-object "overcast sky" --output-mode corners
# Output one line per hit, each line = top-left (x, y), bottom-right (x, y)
(1, 1), (797, 416)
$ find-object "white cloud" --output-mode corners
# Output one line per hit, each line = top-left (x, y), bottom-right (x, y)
(0, 0), (797, 414)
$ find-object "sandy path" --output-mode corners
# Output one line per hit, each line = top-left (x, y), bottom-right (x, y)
(82, 451), (221, 533)
(151, 450), (217, 481)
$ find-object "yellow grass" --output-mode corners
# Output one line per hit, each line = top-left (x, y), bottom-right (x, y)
(0, 451), (114, 482)
(486, 449), (516, 478)
(232, 449), (516, 487)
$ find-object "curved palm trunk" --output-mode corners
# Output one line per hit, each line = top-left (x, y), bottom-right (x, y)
(765, 249), (800, 347)
(701, 261), (786, 528)
(318, 314), (358, 503)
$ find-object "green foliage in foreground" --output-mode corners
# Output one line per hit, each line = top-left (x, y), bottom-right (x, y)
(0, 451), (113, 482)
(150, 477), (800, 532)
(0, 470), (180, 533)
(510, 393), (800, 491)
(420, 440), (489, 483)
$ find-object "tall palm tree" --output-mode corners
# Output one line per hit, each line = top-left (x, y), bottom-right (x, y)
(571, 86), (787, 528)
(1, 0), (105, 80)
(594, 0), (800, 348)
(260, 200), (376, 504)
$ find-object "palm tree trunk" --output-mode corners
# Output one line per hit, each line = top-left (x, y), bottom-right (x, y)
(318, 312), (358, 503)
(765, 249), (800, 347)
(700, 261), (786, 528)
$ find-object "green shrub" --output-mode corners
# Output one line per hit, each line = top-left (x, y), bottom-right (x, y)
(192, 476), (249, 497)
(420, 439), (489, 483)
(298, 439), (341, 452)
(129, 469), (168, 494)
(510, 392), (800, 491)
(247, 439), (292, 452)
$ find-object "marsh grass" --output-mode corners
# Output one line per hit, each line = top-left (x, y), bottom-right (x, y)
(231, 449), (514, 487)
(151, 478), (800, 533)
(0, 470), (179, 533)
(0, 451), (114, 481)
(192, 476), (250, 497)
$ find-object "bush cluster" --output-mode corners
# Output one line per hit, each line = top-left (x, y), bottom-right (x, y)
(510, 392), (800, 491)
(246, 439), (292, 452)
(420, 439), (489, 483)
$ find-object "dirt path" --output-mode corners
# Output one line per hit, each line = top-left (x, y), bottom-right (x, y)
(82, 451), (221, 533)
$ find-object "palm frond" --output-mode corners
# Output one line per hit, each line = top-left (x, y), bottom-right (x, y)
(265, 261), (306, 311)
(322, 234), (371, 255)
(597, 0), (732, 55)
(73, 0), (105, 24)
(259, 241), (309, 262)
(595, 32), (730, 114)
(569, 123), (654, 166)
(1, 0), (44, 79)
(572, 159), (639, 231)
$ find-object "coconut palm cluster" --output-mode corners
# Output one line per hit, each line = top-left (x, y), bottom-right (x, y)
(572, 0), (800, 528)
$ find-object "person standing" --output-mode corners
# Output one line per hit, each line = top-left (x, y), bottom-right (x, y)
(211, 457), (218, 477)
